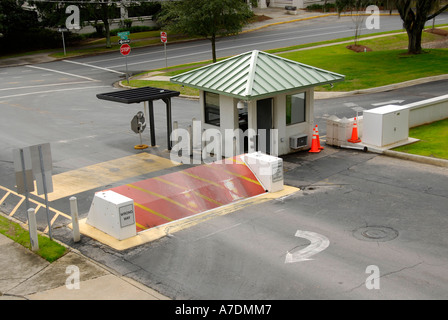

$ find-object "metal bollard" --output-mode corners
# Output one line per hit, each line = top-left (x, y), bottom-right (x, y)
(27, 208), (39, 252)
(69, 197), (81, 242)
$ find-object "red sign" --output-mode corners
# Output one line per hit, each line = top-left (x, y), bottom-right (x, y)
(161, 31), (167, 43)
(120, 44), (131, 56)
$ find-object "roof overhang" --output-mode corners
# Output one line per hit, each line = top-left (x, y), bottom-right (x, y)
(170, 50), (345, 101)
(96, 86), (180, 104)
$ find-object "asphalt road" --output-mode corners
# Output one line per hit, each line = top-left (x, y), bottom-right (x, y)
(1, 15), (448, 300)
(105, 151), (448, 300)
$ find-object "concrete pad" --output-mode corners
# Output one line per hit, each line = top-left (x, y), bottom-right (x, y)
(26, 274), (169, 300)
(33, 152), (180, 201)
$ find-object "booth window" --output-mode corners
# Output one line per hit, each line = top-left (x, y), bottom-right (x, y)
(286, 92), (306, 125)
(204, 91), (220, 126)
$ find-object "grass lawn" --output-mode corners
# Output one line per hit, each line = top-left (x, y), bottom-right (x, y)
(127, 79), (200, 96)
(127, 27), (448, 94)
(279, 32), (448, 92)
(0, 214), (67, 262)
(393, 118), (448, 160)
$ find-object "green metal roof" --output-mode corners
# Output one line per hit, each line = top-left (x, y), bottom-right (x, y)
(170, 50), (345, 100)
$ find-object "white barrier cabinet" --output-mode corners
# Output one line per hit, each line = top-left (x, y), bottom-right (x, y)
(363, 105), (409, 148)
(243, 152), (284, 193)
(87, 190), (137, 240)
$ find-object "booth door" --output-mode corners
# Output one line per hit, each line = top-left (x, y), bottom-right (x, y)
(257, 98), (273, 154)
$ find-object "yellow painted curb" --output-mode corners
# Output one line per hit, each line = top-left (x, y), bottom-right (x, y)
(76, 185), (300, 250)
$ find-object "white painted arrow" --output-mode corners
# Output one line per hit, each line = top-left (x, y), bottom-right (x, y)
(285, 230), (330, 263)
(371, 100), (405, 106)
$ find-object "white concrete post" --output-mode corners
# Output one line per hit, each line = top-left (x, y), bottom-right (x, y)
(69, 196), (81, 243)
(27, 208), (39, 252)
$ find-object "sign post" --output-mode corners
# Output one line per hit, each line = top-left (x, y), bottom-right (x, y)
(58, 28), (68, 56)
(118, 31), (131, 84)
(13, 143), (54, 240)
(120, 43), (131, 84)
(161, 31), (168, 70)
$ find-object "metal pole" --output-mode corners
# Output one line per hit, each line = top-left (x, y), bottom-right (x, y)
(69, 197), (80, 243)
(19, 149), (30, 211)
(19, 148), (34, 247)
(38, 145), (52, 240)
(165, 98), (172, 150)
(164, 42), (167, 70)
(125, 55), (129, 84)
(62, 31), (66, 56)
(148, 100), (156, 147)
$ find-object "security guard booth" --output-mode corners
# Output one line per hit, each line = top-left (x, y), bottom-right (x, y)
(171, 50), (344, 157)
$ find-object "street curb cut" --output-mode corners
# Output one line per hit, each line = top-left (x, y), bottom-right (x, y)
(383, 150), (448, 168)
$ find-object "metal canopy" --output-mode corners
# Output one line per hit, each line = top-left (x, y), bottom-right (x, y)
(97, 87), (180, 150)
(170, 50), (345, 100)
(96, 86), (180, 104)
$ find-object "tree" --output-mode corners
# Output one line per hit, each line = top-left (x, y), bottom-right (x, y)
(0, 0), (39, 38)
(158, 0), (252, 63)
(31, 0), (121, 48)
(395, 0), (448, 54)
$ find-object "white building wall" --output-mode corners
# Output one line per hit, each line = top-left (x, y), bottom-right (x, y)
(199, 89), (316, 157)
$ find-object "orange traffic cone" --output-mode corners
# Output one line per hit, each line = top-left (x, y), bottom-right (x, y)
(315, 125), (324, 150)
(309, 130), (321, 153)
(348, 117), (361, 143)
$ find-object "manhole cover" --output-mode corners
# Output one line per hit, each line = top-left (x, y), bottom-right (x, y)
(353, 226), (398, 242)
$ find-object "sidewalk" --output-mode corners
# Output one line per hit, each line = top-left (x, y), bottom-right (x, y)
(0, 232), (169, 300)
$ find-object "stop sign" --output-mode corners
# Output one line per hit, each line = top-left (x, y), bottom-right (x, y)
(120, 44), (131, 56)
(161, 31), (167, 43)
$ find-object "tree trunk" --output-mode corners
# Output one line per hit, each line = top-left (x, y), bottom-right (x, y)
(104, 21), (111, 48)
(100, 2), (111, 49)
(406, 24), (424, 54)
(211, 34), (217, 63)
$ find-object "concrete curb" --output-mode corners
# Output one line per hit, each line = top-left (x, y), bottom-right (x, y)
(383, 150), (448, 168)
(315, 74), (448, 100)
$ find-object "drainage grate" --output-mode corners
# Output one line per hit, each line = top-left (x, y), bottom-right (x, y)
(353, 226), (398, 242)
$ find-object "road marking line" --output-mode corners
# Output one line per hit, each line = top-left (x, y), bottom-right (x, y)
(0, 81), (95, 92)
(0, 185), (71, 222)
(206, 163), (261, 186)
(178, 170), (223, 189)
(134, 202), (174, 222)
(44, 212), (60, 234)
(26, 65), (97, 81)
(153, 176), (224, 206)
(127, 184), (197, 213)
(136, 222), (147, 230)
(285, 230), (330, 263)
(63, 60), (126, 75)
(10, 198), (25, 217)
(0, 86), (110, 99)
(0, 191), (11, 205)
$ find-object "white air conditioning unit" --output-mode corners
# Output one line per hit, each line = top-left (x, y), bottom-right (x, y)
(289, 134), (308, 149)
